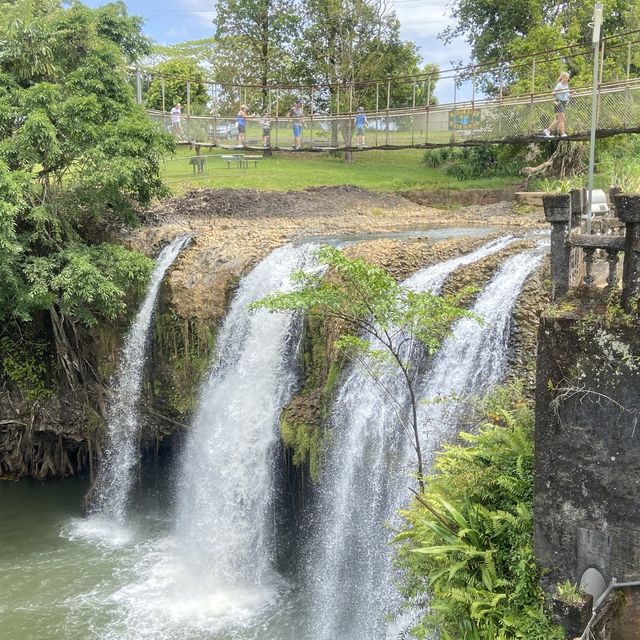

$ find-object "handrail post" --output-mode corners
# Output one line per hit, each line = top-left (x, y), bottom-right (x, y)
(310, 85), (314, 148)
(453, 72), (458, 142)
(386, 77), (391, 146)
(471, 68), (476, 140)
(425, 74), (431, 145)
(375, 82), (379, 147)
(411, 82), (416, 145)
(136, 68), (142, 104)
(186, 80), (191, 142)
(529, 60), (536, 136)
(213, 83), (218, 144)
(275, 88), (279, 149)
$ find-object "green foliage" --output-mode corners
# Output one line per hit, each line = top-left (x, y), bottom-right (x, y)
(0, 335), (50, 402)
(23, 244), (153, 327)
(214, 0), (298, 111)
(253, 245), (476, 357)
(0, 0), (171, 386)
(535, 177), (581, 194)
(443, 0), (640, 94)
(253, 245), (477, 482)
(430, 145), (530, 181)
(294, 0), (432, 116)
(145, 58), (209, 112)
(395, 383), (564, 640)
(280, 414), (325, 481)
(555, 580), (585, 606)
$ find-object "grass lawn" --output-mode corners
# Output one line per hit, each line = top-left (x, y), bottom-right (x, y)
(162, 147), (518, 193)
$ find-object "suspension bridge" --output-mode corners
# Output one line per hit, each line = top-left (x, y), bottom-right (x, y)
(137, 31), (640, 152)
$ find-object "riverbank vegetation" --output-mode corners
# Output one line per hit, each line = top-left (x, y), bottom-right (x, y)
(395, 384), (563, 640)
(0, 1), (169, 397)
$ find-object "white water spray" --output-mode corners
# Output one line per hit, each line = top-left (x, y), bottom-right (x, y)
(307, 241), (543, 640)
(92, 235), (191, 523)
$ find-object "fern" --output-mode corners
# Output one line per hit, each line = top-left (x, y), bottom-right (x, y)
(394, 383), (564, 639)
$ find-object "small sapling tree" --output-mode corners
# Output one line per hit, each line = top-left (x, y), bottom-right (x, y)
(252, 245), (476, 489)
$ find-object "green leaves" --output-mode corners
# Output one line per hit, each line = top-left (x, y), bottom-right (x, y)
(23, 244), (153, 327)
(396, 384), (564, 640)
(0, 1), (171, 330)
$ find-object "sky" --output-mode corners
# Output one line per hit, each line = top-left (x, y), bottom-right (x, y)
(83, 0), (472, 102)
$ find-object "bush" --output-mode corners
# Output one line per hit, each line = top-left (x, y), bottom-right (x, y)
(395, 384), (564, 640)
(439, 144), (530, 181)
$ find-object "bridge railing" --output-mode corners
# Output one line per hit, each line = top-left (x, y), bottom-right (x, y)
(544, 192), (640, 312)
(135, 30), (640, 149)
(147, 76), (640, 149)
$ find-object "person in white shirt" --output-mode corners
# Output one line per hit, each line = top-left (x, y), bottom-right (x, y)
(260, 113), (271, 147)
(544, 73), (574, 138)
(170, 103), (182, 137)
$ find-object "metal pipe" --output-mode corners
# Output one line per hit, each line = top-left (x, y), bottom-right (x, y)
(580, 579), (640, 640)
(425, 75), (431, 144)
(587, 2), (604, 235)
(375, 82), (379, 147)
(386, 78), (391, 145)
(136, 69), (142, 104)
(186, 80), (191, 141)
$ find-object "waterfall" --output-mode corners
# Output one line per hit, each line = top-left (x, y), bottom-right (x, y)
(306, 241), (544, 640)
(173, 242), (316, 603)
(92, 235), (191, 523)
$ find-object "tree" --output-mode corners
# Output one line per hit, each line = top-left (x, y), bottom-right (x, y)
(293, 0), (427, 158)
(0, 0), (171, 392)
(145, 57), (209, 113)
(252, 245), (475, 488)
(214, 0), (299, 111)
(442, 0), (640, 94)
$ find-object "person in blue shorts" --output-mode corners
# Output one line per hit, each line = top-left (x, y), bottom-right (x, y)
(354, 106), (368, 147)
(288, 99), (304, 149)
(236, 104), (248, 146)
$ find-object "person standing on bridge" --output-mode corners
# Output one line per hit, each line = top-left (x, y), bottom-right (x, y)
(354, 106), (368, 147)
(288, 99), (304, 149)
(170, 102), (183, 138)
(544, 72), (574, 138)
(236, 104), (248, 147)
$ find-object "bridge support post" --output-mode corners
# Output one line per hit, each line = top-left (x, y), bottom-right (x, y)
(543, 194), (572, 300)
(613, 195), (640, 313)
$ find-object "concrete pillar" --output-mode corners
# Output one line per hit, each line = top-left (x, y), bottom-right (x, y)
(543, 194), (572, 300)
(570, 189), (583, 229)
(613, 195), (640, 312)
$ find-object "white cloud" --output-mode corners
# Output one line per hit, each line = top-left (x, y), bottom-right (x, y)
(178, 0), (216, 29)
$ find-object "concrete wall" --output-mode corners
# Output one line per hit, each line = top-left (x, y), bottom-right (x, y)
(534, 314), (640, 595)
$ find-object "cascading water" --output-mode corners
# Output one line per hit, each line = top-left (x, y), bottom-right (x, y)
(306, 241), (544, 640)
(167, 242), (316, 615)
(91, 235), (191, 524)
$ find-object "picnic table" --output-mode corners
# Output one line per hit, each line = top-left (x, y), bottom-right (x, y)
(219, 153), (262, 169)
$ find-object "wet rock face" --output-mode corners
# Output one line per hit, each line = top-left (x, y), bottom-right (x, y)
(535, 316), (640, 591)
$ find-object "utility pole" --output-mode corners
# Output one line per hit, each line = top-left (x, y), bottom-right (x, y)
(586, 2), (603, 234)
